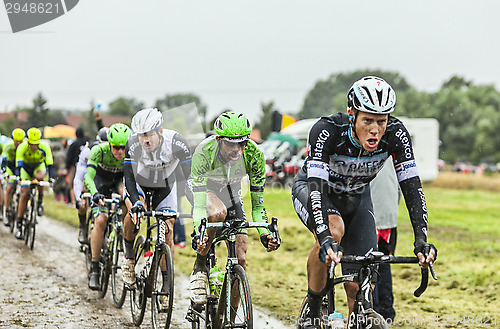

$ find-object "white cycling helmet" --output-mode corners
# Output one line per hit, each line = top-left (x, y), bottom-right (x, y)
(131, 108), (164, 134)
(348, 76), (396, 114)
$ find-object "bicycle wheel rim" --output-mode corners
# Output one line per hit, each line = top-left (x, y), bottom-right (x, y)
(223, 264), (253, 329)
(130, 238), (147, 326)
(111, 230), (127, 308)
(151, 244), (174, 329)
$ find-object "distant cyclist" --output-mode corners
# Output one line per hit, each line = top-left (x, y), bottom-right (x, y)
(121, 108), (193, 296)
(291, 76), (437, 328)
(189, 111), (279, 305)
(1, 128), (25, 226)
(84, 123), (131, 290)
(74, 127), (109, 244)
(14, 127), (54, 239)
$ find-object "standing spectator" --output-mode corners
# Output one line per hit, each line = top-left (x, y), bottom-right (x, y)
(53, 140), (69, 202)
(65, 128), (87, 206)
(371, 158), (401, 322)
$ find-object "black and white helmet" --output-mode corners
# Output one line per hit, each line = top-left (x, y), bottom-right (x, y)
(131, 108), (164, 134)
(96, 127), (109, 142)
(348, 76), (396, 114)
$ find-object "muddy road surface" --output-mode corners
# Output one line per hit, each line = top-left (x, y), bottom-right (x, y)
(0, 216), (292, 328)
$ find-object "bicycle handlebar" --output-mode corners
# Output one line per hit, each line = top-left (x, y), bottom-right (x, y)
(20, 180), (50, 187)
(323, 251), (437, 297)
(198, 217), (281, 250)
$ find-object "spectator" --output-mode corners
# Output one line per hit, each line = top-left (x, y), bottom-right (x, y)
(65, 128), (87, 206)
(371, 158), (401, 322)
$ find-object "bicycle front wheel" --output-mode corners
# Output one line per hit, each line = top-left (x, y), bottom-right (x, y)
(151, 243), (174, 329)
(130, 235), (147, 326)
(25, 201), (36, 249)
(111, 228), (127, 308)
(222, 264), (253, 329)
(98, 229), (111, 299)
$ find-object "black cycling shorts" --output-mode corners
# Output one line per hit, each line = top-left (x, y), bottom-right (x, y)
(291, 170), (378, 275)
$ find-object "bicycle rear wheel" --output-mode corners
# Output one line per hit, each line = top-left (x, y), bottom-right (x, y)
(85, 212), (94, 273)
(151, 244), (174, 329)
(130, 235), (147, 326)
(24, 200), (36, 247)
(111, 228), (127, 308)
(222, 264), (253, 329)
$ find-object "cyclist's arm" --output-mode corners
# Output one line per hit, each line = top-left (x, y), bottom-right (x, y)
(123, 141), (141, 205)
(306, 120), (336, 243)
(191, 150), (210, 234)
(40, 143), (55, 180)
(246, 141), (270, 236)
(390, 124), (429, 249)
(83, 146), (102, 196)
(15, 141), (28, 177)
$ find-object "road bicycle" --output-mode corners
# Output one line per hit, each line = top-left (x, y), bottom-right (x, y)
(130, 190), (191, 329)
(186, 216), (281, 329)
(5, 176), (20, 234)
(83, 192), (125, 301)
(19, 179), (50, 250)
(297, 248), (437, 329)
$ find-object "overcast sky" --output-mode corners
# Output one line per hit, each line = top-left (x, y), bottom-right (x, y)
(1, 1), (498, 122)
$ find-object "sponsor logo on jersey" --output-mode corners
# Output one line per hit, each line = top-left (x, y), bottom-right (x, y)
(395, 128), (413, 159)
(395, 160), (419, 182)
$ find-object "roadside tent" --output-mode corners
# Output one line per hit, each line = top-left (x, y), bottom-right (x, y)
(43, 125), (77, 139)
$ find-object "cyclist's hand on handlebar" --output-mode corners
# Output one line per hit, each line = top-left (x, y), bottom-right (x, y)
(129, 201), (145, 225)
(260, 234), (279, 251)
(92, 193), (105, 207)
(191, 234), (208, 253)
(414, 242), (438, 268)
(319, 236), (343, 266)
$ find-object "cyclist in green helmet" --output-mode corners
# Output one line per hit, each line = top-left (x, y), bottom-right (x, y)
(1, 128), (25, 226)
(189, 111), (279, 305)
(84, 122), (131, 290)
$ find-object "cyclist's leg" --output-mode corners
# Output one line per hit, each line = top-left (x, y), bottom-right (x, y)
(190, 191), (226, 304)
(74, 165), (89, 243)
(15, 167), (32, 238)
(292, 174), (344, 328)
(340, 187), (378, 315)
(151, 183), (178, 261)
(34, 164), (46, 215)
(4, 168), (15, 225)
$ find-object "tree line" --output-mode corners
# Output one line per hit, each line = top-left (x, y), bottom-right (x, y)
(2, 70), (499, 164)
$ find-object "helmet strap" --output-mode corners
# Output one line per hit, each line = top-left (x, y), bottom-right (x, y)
(347, 107), (360, 141)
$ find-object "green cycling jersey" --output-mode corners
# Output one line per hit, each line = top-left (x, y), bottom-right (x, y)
(84, 142), (124, 196)
(2, 141), (16, 163)
(16, 140), (54, 167)
(191, 136), (268, 235)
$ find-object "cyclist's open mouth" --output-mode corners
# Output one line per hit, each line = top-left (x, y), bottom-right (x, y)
(366, 138), (379, 149)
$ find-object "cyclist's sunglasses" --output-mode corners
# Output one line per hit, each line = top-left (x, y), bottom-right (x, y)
(111, 145), (126, 150)
(222, 139), (247, 148)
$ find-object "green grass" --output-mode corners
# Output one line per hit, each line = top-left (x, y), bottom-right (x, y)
(45, 186), (500, 328)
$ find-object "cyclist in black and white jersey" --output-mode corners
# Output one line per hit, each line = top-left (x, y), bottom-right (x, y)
(121, 108), (192, 292)
(292, 76), (437, 328)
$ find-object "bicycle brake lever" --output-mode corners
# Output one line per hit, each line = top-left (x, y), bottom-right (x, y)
(429, 261), (438, 280)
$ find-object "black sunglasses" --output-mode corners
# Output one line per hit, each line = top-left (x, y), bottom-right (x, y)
(111, 145), (126, 150)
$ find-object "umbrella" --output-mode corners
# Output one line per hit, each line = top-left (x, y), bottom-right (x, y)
(43, 125), (77, 139)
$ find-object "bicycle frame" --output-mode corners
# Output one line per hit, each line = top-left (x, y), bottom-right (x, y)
(196, 217), (281, 328)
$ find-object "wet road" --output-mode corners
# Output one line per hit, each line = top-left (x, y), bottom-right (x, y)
(0, 215), (292, 328)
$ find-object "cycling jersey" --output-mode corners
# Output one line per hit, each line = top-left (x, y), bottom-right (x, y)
(123, 129), (192, 209)
(191, 135), (268, 235)
(84, 142), (124, 196)
(1, 141), (17, 174)
(73, 143), (91, 203)
(298, 113), (428, 246)
(15, 140), (54, 181)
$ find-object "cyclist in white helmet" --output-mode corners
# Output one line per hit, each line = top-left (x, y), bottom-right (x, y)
(291, 76), (437, 328)
(122, 108), (193, 299)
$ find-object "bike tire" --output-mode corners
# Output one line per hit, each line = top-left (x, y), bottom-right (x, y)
(130, 235), (147, 326)
(111, 228), (127, 308)
(360, 310), (389, 329)
(222, 264), (253, 329)
(28, 200), (37, 250)
(8, 206), (16, 233)
(24, 201), (34, 246)
(151, 244), (174, 329)
(85, 212), (94, 274)
(98, 228), (111, 299)
(296, 295), (329, 329)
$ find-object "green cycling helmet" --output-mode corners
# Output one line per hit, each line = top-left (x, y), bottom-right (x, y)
(108, 123), (131, 146)
(214, 111), (252, 142)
